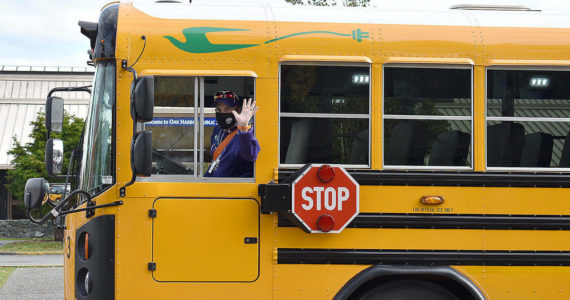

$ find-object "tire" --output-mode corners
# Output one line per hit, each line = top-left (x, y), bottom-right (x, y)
(357, 279), (461, 300)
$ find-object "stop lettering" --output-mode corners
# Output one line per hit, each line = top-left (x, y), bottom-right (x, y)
(291, 165), (359, 233)
(300, 187), (350, 211)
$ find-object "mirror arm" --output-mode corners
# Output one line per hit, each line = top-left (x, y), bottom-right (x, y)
(119, 37), (151, 197)
(59, 200), (123, 217)
(120, 60), (139, 197)
(27, 190), (92, 225)
(61, 150), (75, 200)
(47, 86), (92, 97)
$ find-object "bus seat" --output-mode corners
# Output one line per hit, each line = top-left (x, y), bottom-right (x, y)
(559, 130), (570, 167)
(520, 132), (553, 168)
(487, 122), (525, 167)
(385, 121), (428, 165)
(349, 129), (369, 164)
(306, 119), (332, 163)
(284, 119), (313, 164)
(428, 130), (470, 166)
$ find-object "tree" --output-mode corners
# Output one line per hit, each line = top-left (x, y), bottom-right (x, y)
(285, 0), (371, 7)
(6, 111), (84, 217)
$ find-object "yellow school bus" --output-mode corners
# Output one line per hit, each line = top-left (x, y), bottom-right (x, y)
(22, 1), (570, 299)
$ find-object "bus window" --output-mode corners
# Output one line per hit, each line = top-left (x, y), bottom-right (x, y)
(202, 76), (256, 177)
(487, 69), (570, 169)
(147, 77), (196, 175)
(279, 64), (370, 167)
(383, 65), (472, 168)
(143, 76), (256, 178)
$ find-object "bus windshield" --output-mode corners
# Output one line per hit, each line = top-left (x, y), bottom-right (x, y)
(79, 62), (115, 194)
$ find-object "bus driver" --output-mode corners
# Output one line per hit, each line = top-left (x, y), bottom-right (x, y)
(205, 91), (260, 177)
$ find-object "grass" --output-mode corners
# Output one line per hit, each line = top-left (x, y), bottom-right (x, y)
(0, 241), (62, 254)
(0, 267), (15, 289)
(0, 237), (52, 241)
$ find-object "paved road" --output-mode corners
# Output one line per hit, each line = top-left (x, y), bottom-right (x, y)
(0, 240), (18, 248)
(0, 254), (63, 267)
(0, 267), (63, 300)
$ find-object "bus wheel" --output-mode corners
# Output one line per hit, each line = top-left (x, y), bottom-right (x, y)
(356, 279), (460, 300)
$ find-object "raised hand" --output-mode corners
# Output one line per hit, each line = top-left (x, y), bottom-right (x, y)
(232, 98), (259, 127)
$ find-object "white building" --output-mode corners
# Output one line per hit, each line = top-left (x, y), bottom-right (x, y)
(0, 66), (93, 219)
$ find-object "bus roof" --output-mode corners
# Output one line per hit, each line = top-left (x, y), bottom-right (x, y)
(133, 2), (570, 29)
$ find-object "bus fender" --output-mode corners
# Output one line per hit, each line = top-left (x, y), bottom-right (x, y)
(332, 265), (486, 300)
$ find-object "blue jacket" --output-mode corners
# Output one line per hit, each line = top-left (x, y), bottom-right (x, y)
(204, 126), (260, 177)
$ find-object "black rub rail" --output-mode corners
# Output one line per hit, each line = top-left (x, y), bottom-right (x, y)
(277, 169), (570, 187)
(277, 213), (570, 230)
(278, 248), (570, 266)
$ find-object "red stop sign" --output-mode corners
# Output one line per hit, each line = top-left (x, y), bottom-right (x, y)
(292, 165), (359, 233)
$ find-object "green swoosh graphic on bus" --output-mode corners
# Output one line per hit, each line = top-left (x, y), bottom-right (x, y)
(165, 27), (370, 54)
(264, 31), (351, 44)
(164, 27), (259, 53)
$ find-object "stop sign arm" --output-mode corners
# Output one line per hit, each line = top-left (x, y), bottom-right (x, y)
(258, 182), (312, 233)
(258, 164), (311, 214)
(259, 164), (360, 234)
(258, 183), (292, 214)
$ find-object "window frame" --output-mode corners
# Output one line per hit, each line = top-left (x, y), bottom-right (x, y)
(382, 63), (474, 170)
(485, 65), (570, 172)
(278, 61), (372, 169)
(79, 61), (116, 196)
(137, 74), (257, 183)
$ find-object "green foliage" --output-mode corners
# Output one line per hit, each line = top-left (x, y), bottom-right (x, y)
(285, 0), (370, 6)
(342, 0), (370, 7)
(6, 111), (84, 206)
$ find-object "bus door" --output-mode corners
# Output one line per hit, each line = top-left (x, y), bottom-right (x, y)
(141, 75), (259, 282)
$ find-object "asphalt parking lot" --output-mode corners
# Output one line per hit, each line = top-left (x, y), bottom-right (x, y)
(0, 267), (63, 300)
(0, 254), (63, 267)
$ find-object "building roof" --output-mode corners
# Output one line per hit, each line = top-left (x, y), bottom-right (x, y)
(0, 67), (93, 169)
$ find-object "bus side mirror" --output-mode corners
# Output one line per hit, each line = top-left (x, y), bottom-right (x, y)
(45, 138), (64, 176)
(45, 96), (64, 132)
(134, 76), (154, 122)
(24, 178), (50, 209)
(133, 131), (152, 177)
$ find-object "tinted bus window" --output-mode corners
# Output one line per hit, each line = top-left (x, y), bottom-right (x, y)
(279, 64), (370, 166)
(487, 69), (570, 168)
(384, 66), (472, 168)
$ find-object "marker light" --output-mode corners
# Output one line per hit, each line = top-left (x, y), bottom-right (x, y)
(78, 232), (91, 261)
(352, 74), (370, 84)
(84, 233), (90, 260)
(317, 165), (335, 183)
(317, 214), (335, 232)
(530, 77), (549, 88)
(420, 195), (445, 205)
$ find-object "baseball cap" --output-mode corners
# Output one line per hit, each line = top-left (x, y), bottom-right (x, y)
(214, 90), (239, 107)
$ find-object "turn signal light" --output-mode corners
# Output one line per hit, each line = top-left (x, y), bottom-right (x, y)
(78, 231), (91, 261)
(317, 165), (335, 183)
(84, 233), (90, 260)
(317, 214), (335, 232)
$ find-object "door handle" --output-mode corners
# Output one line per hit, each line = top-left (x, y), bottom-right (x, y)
(244, 237), (258, 244)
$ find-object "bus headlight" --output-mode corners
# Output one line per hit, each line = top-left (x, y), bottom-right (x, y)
(77, 268), (93, 297)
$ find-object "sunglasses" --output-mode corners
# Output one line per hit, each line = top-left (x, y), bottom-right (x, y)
(214, 90), (239, 101)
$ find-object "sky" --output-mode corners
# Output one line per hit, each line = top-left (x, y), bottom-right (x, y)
(0, 0), (567, 68)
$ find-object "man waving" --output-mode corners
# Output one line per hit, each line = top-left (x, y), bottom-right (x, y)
(205, 91), (260, 177)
